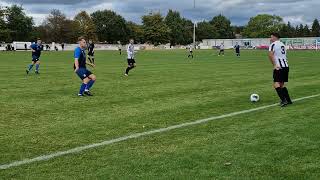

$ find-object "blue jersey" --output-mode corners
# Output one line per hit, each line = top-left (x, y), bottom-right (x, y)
(74, 47), (86, 69)
(31, 43), (42, 58)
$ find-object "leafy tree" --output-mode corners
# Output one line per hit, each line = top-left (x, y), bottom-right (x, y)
(311, 19), (320, 37)
(295, 24), (304, 37)
(196, 21), (217, 41)
(165, 10), (184, 45)
(303, 25), (311, 37)
(180, 18), (193, 45)
(6, 5), (33, 41)
(74, 11), (98, 41)
(42, 9), (80, 43)
(243, 14), (283, 38)
(91, 10), (128, 43)
(142, 13), (170, 45)
(126, 21), (144, 44)
(210, 14), (233, 38)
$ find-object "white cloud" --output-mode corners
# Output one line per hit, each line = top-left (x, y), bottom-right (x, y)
(0, 0), (319, 26)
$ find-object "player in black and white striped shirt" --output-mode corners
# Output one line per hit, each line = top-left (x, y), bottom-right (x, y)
(125, 39), (136, 76)
(268, 33), (292, 107)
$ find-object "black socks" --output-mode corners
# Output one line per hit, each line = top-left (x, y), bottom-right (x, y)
(282, 87), (292, 103)
(276, 87), (286, 102)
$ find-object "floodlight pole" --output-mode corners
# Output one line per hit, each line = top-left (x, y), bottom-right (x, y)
(193, 0), (196, 49)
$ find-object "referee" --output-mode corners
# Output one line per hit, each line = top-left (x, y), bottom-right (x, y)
(268, 33), (292, 107)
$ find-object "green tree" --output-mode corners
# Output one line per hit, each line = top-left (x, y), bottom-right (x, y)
(74, 11), (98, 41)
(43, 9), (80, 43)
(303, 25), (311, 37)
(311, 19), (320, 37)
(142, 13), (170, 45)
(6, 5), (33, 41)
(210, 14), (233, 38)
(295, 24), (304, 37)
(126, 21), (144, 44)
(91, 10), (128, 43)
(243, 14), (283, 38)
(180, 18), (193, 45)
(0, 7), (10, 42)
(196, 21), (217, 41)
(165, 10), (184, 45)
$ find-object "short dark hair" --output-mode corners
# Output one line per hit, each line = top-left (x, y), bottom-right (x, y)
(37, 38), (41, 41)
(271, 33), (280, 39)
(78, 36), (86, 41)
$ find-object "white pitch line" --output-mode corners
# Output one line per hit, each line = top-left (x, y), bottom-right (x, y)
(1, 94), (320, 170)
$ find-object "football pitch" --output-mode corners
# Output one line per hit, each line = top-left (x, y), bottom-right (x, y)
(1, 49), (320, 179)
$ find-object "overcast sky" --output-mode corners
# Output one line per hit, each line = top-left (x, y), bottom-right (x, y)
(0, 0), (319, 26)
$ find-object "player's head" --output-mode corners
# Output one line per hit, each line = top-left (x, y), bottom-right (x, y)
(37, 38), (42, 45)
(78, 36), (87, 48)
(271, 33), (280, 42)
(130, 39), (134, 44)
(89, 39), (93, 44)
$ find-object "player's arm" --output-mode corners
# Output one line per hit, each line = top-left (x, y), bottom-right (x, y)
(74, 58), (79, 72)
(268, 44), (278, 69)
(30, 44), (36, 52)
(74, 48), (80, 72)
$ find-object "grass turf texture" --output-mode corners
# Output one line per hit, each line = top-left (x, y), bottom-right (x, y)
(0, 49), (320, 179)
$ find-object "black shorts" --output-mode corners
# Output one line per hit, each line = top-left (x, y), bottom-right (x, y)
(88, 52), (94, 56)
(127, 58), (136, 65)
(273, 67), (289, 83)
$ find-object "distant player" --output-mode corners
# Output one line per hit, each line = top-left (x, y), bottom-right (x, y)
(61, 43), (65, 51)
(268, 33), (292, 107)
(26, 38), (42, 75)
(125, 39), (136, 76)
(188, 45), (194, 58)
(88, 40), (95, 64)
(118, 43), (122, 55)
(218, 43), (225, 56)
(74, 37), (96, 97)
(234, 42), (240, 57)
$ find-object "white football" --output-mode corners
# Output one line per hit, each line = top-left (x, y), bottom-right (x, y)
(250, 94), (260, 102)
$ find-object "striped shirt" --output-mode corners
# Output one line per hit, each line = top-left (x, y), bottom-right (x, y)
(127, 44), (135, 59)
(269, 41), (289, 68)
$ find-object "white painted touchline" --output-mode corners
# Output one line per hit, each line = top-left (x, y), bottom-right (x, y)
(1, 94), (320, 170)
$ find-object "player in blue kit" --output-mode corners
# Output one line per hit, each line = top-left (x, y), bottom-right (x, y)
(26, 38), (42, 74)
(74, 37), (96, 97)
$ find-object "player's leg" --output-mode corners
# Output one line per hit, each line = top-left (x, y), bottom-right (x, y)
(88, 55), (93, 64)
(85, 73), (96, 96)
(91, 53), (95, 64)
(274, 82), (287, 106)
(280, 68), (292, 104)
(79, 77), (90, 96)
(35, 60), (41, 74)
(125, 60), (135, 76)
(26, 60), (36, 74)
(273, 69), (287, 106)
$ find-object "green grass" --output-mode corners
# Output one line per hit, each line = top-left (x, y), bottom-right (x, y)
(0, 49), (320, 179)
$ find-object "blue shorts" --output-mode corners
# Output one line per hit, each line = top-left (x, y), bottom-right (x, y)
(32, 56), (40, 62)
(76, 68), (92, 80)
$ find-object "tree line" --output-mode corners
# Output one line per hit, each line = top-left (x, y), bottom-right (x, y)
(0, 5), (320, 44)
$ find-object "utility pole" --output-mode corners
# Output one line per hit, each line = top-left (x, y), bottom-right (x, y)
(193, 0), (196, 49)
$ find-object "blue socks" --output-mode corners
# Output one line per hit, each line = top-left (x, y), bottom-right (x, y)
(28, 64), (34, 71)
(79, 83), (87, 95)
(86, 80), (95, 91)
(35, 64), (40, 72)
